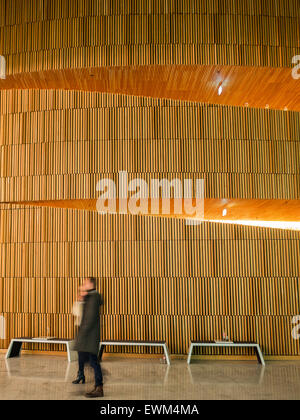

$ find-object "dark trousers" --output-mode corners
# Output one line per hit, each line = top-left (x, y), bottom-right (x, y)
(78, 351), (103, 387)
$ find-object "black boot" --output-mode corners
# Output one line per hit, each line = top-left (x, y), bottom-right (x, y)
(85, 385), (104, 398)
(72, 371), (85, 384)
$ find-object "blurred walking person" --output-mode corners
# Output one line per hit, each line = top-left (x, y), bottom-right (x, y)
(72, 277), (104, 398)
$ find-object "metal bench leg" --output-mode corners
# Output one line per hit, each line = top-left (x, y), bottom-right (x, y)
(98, 344), (105, 361)
(163, 344), (171, 366)
(187, 344), (194, 364)
(6, 341), (23, 359)
(255, 345), (265, 367)
(64, 362), (71, 382)
(66, 343), (77, 363)
(5, 340), (15, 359)
(66, 343), (71, 363)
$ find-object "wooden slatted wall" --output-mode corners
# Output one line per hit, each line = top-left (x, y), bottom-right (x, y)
(0, 0), (299, 74)
(0, 205), (299, 356)
(0, 90), (299, 203)
(0, 0), (299, 358)
(0, 88), (299, 356)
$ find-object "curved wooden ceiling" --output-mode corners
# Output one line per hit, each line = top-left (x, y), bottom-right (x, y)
(6, 198), (300, 225)
(1, 64), (300, 111)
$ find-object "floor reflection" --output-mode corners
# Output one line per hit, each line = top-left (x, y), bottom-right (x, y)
(1, 355), (300, 400)
(188, 363), (266, 385)
(5, 358), (71, 382)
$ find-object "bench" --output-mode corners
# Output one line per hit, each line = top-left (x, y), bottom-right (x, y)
(187, 341), (265, 366)
(99, 340), (171, 365)
(6, 338), (77, 363)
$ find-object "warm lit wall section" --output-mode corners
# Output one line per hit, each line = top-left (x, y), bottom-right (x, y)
(0, 0), (299, 73)
(0, 205), (299, 356)
(0, 88), (299, 356)
(0, 0), (300, 358)
(0, 90), (299, 203)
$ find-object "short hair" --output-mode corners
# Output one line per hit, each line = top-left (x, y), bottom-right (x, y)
(89, 277), (97, 288)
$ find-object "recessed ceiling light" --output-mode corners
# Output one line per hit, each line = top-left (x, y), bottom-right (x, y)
(284, 107), (288, 111)
(222, 209), (227, 217)
(218, 85), (223, 96)
(265, 104), (269, 109)
(244, 102), (249, 107)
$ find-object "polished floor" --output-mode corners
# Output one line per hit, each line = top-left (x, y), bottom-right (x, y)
(1, 354), (300, 400)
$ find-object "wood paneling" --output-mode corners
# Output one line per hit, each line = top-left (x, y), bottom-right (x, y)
(0, 206), (299, 355)
(1, 65), (300, 112)
(1, 0), (299, 75)
(0, 90), (299, 203)
(4, 198), (300, 223)
(0, 0), (300, 358)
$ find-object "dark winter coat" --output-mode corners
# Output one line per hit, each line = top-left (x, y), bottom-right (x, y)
(74, 290), (103, 355)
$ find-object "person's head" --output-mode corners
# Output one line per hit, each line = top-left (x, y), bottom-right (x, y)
(82, 277), (97, 292)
